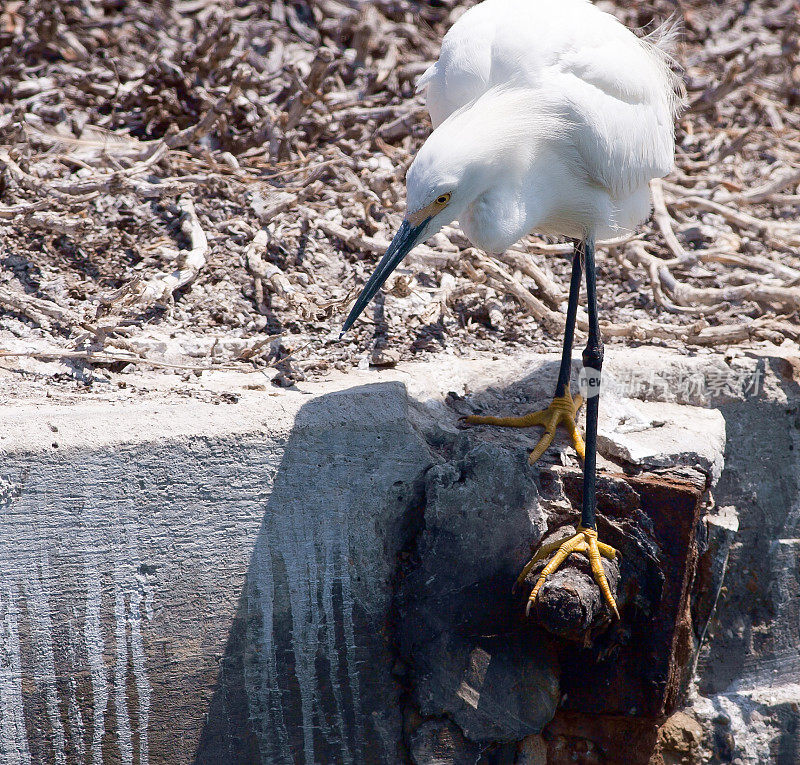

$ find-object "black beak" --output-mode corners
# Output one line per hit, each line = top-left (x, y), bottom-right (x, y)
(340, 218), (428, 336)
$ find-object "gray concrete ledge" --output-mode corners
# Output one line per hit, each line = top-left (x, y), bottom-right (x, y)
(0, 349), (797, 764)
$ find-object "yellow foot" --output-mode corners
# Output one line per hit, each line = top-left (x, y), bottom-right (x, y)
(463, 389), (585, 464)
(516, 526), (620, 619)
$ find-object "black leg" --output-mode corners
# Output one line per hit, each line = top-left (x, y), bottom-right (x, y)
(462, 240), (586, 466)
(554, 242), (583, 399)
(580, 235), (602, 531)
(519, 235), (619, 617)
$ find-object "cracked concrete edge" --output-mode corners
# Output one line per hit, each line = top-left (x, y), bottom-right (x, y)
(0, 346), (744, 454)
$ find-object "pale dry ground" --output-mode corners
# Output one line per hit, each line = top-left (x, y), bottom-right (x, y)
(0, 0), (798, 389)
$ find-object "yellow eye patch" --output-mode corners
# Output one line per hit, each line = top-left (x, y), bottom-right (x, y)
(408, 192), (452, 226)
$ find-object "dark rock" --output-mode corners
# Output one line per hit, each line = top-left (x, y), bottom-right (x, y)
(544, 711), (660, 765)
(526, 522), (623, 641)
(399, 437), (561, 743)
(551, 467), (708, 719)
(516, 734), (547, 764)
(408, 718), (481, 765)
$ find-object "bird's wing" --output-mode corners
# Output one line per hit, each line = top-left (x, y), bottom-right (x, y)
(416, 4), (500, 128)
(548, 27), (683, 196)
(418, 0), (683, 195)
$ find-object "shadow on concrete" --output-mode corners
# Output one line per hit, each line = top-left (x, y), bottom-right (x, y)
(190, 358), (591, 765)
(193, 381), (432, 764)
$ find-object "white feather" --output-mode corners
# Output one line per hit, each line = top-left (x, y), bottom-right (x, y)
(410, 0), (684, 247)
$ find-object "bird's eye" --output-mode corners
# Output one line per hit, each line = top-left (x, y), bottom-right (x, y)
(436, 193), (451, 205)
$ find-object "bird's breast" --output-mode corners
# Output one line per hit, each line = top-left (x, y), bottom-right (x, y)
(461, 189), (527, 254)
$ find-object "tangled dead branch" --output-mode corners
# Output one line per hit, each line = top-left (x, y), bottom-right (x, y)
(0, 0), (798, 381)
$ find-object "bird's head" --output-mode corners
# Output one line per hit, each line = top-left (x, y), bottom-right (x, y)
(340, 87), (542, 334)
(340, 127), (485, 335)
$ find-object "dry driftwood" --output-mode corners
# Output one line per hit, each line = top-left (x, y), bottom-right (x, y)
(140, 194), (208, 304)
(0, 0), (798, 375)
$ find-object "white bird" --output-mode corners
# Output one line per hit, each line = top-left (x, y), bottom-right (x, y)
(342, 0), (684, 620)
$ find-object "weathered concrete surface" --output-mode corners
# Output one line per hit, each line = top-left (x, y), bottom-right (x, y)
(686, 355), (800, 765)
(0, 376), (433, 764)
(3, 347), (793, 764)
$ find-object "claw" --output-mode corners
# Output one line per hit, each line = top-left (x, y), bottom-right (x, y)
(528, 428), (555, 464)
(521, 525), (620, 619)
(463, 388), (584, 465)
(514, 532), (571, 592)
(587, 532), (620, 619)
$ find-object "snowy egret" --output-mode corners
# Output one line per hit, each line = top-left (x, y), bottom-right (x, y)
(341, 0), (683, 619)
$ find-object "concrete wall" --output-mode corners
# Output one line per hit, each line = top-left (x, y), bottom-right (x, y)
(1, 350), (796, 764)
(1, 380), (431, 764)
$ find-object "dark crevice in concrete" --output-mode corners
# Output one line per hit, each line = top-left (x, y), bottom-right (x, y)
(386, 460), (432, 765)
